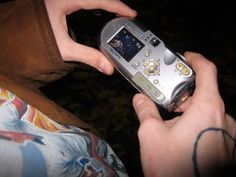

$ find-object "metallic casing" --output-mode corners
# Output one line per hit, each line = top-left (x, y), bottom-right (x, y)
(100, 17), (195, 111)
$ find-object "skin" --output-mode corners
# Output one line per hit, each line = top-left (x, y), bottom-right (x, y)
(44, 1), (235, 176)
(133, 52), (236, 177)
(45, 0), (137, 75)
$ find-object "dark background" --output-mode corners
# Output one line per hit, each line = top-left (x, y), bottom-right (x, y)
(40, 0), (235, 176)
(0, 0), (235, 176)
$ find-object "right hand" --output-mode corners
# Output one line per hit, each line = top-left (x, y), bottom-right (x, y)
(133, 52), (236, 177)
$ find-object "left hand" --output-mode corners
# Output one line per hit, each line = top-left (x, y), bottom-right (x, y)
(45, 0), (137, 75)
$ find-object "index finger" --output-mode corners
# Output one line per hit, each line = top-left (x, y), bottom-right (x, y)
(66, 0), (137, 17)
(184, 52), (220, 103)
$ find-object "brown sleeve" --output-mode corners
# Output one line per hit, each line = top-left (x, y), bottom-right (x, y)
(0, 0), (75, 88)
(0, 1), (100, 136)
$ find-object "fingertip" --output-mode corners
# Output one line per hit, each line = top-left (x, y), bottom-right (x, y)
(105, 65), (114, 75)
(119, 8), (137, 17)
(133, 94), (163, 127)
(133, 93), (147, 108)
(115, 2), (137, 17)
(129, 9), (138, 17)
(133, 94), (150, 123)
(98, 57), (114, 75)
(183, 51), (194, 57)
(183, 51), (205, 64)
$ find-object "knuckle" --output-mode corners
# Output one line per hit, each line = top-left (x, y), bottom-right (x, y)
(205, 60), (217, 73)
(85, 54), (97, 65)
(198, 95), (225, 124)
(136, 106), (148, 118)
(215, 97), (225, 116)
(138, 118), (157, 137)
(185, 52), (203, 59)
(135, 101), (153, 120)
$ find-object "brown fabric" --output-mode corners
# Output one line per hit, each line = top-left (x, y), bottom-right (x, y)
(0, 0), (75, 87)
(0, 0), (99, 136)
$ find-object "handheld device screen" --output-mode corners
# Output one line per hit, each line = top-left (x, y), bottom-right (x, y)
(108, 28), (144, 62)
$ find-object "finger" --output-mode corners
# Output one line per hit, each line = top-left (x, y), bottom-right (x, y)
(63, 39), (114, 75)
(65, 0), (137, 17)
(174, 96), (192, 112)
(132, 93), (163, 123)
(165, 116), (180, 127)
(184, 52), (220, 102)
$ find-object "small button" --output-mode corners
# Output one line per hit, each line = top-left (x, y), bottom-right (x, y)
(154, 60), (160, 66)
(149, 65), (155, 72)
(144, 49), (152, 57)
(144, 69), (150, 76)
(182, 68), (190, 76)
(155, 92), (162, 98)
(143, 60), (150, 67)
(153, 79), (159, 84)
(176, 63), (185, 71)
(154, 69), (160, 75)
(150, 37), (160, 47)
(132, 62), (140, 69)
(145, 52), (150, 57)
(134, 62), (140, 67)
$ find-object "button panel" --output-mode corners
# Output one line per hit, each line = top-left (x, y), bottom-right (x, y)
(143, 59), (160, 76)
(176, 62), (191, 76)
(132, 72), (165, 104)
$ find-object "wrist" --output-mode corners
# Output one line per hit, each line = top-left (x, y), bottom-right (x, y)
(193, 125), (236, 177)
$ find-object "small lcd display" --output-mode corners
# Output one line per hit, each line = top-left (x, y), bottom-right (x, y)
(108, 28), (144, 62)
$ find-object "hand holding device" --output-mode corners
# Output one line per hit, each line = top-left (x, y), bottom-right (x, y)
(45, 0), (136, 75)
(132, 52), (236, 177)
(100, 17), (195, 111)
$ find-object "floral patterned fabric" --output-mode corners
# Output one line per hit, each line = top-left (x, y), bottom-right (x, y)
(0, 87), (128, 177)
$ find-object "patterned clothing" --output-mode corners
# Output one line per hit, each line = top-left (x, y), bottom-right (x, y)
(0, 87), (128, 177)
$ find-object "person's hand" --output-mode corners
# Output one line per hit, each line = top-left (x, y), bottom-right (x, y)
(133, 52), (236, 177)
(45, 0), (137, 75)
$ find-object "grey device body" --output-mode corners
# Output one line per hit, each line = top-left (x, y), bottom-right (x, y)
(100, 17), (195, 111)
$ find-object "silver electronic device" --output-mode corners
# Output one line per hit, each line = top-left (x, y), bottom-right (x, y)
(100, 17), (195, 111)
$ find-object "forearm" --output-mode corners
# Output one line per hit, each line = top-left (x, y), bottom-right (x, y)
(141, 117), (236, 177)
(192, 124), (236, 177)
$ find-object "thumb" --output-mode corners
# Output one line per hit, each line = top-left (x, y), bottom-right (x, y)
(132, 94), (163, 123)
(63, 39), (114, 75)
(133, 94), (166, 152)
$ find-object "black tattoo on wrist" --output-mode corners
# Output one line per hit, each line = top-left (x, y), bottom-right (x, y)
(193, 127), (236, 177)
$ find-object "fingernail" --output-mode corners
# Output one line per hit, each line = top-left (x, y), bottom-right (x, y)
(136, 96), (145, 106)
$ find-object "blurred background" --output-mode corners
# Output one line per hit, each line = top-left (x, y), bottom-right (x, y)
(40, 0), (235, 176)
